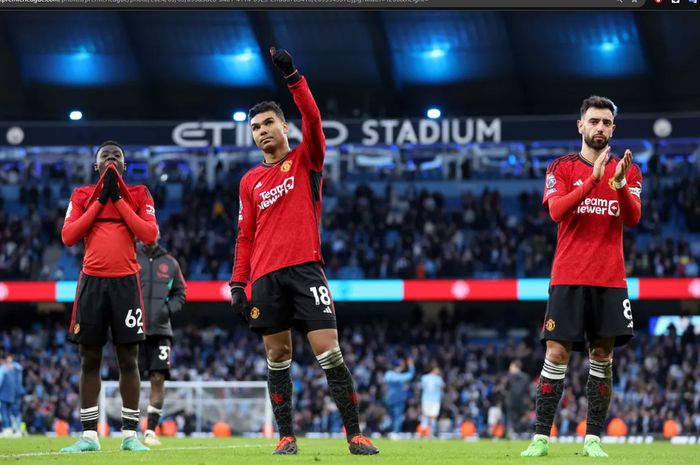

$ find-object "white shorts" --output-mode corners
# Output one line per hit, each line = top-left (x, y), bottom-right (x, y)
(422, 401), (440, 418)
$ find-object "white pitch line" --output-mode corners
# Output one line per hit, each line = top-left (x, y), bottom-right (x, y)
(0, 443), (266, 459)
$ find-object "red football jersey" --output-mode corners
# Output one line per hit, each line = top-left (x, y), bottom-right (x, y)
(62, 171), (158, 278)
(542, 153), (642, 288)
(231, 77), (325, 285)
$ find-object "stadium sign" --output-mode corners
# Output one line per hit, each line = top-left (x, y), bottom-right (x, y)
(171, 118), (502, 148)
(5, 114), (700, 146)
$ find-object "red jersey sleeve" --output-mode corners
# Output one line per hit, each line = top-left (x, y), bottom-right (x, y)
(61, 188), (104, 247)
(542, 159), (570, 206)
(289, 76), (325, 171)
(114, 185), (158, 245)
(548, 176), (600, 223)
(543, 157), (599, 223)
(617, 163), (643, 227)
(230, 176), (256, 284)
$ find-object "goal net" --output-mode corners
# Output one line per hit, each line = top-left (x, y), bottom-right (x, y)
(98, 380), (273, 436)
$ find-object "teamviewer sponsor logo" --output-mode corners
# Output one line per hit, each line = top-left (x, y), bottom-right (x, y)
(576, 198), (620, 217)
(258, 177), (295, 211)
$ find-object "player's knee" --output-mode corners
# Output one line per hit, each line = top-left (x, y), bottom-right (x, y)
(307, 328), (339, 355)
(118, 356), (138, 373)
(266, 344), (292, 362)
(150, 371), (165, 386)
(312, 334), (339, 355)
(116, 345), (139, 372)
(545, 347), (570, 365)
(589, 347), (612, 361)
(81, 356), (101, 373)
(80, 347), (102, 373)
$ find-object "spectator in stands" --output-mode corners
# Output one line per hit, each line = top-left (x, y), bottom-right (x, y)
(0, 157), (698, 282)
(1, 320), (699, 437)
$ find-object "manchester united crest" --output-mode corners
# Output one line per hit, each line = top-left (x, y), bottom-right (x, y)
(281, 160), (293, 172)
(545, 319), (556, 331)
(73, 323), (81, 334)
(250, 307), (260, 320)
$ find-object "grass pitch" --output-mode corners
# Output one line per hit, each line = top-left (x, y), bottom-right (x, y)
(0, 436), (697, 465)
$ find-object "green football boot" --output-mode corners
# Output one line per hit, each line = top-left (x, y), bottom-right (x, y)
(520, 436), (549, 457)
(120, 436), (150, 452)
(582, 437), (608, 458)
(60, 436), (101, 453)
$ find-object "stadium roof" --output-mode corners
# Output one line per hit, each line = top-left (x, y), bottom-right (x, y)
(0, 11), (698, 120)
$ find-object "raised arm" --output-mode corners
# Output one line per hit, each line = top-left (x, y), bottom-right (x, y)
(270, 47), (325, 171)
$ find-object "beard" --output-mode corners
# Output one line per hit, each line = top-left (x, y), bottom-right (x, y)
(584, 133), (609, 151)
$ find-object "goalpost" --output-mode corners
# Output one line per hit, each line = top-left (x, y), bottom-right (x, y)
(98, 380), (273, 436)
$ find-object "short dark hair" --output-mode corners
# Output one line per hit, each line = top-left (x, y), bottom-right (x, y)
(95, 140), (125, 160)
(580, 95), (618, 119)
(248, 101), (285, 122)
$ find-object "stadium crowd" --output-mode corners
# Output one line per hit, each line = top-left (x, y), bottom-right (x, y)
(2, 316), (698, 437)
(1, 168), (698, 281)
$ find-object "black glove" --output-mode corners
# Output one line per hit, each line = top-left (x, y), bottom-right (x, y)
(109, 170), (122, 203)
(230, 282), (249, 317)
(270, 47), (300, 85)
(97, 172), (112, 205)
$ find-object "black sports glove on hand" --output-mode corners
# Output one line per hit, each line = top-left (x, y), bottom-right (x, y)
(98, 172), (112, 205)
(270, 47), (300, 85)
(230, 283), (249, 317)
(108, 170), (122, 203)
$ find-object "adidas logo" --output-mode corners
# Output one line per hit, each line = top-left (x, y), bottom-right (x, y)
(323, 307), (332, 314)
(137, 327), (144, 334)
(255, 182), (263, 189)
(627, 321), (634, 328)
(574, 179), (583, 187)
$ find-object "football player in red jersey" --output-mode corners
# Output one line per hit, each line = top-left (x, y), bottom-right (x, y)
(229, 48), (378, 456)
(61, 141), (157, 453)
(522, 96), (642, 458)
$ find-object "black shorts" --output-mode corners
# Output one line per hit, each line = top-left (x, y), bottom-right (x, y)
(139, 336), (172, 379)
(68, 273), (147, 346)
(248, 262), (337, 336)
(540, 285), (634, 351)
